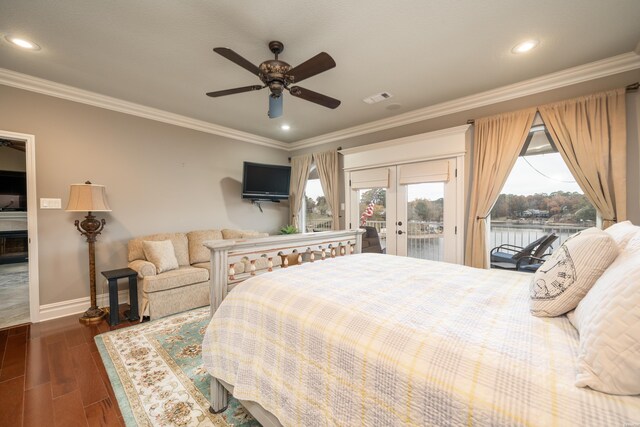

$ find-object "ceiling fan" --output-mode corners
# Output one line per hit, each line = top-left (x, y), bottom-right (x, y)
(206, 41), (340, 119)
(0, 139), (25, 152)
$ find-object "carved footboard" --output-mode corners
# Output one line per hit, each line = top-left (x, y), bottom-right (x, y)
(203, 229), (364, 416)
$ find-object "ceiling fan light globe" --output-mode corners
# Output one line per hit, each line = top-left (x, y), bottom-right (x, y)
(268, 94), (283, 119)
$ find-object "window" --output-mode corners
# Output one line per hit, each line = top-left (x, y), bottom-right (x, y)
(490, 114), (595, 255)
(302, 166), (332, 232)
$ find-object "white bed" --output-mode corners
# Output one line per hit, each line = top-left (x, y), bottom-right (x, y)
(202, 235), (640, 426)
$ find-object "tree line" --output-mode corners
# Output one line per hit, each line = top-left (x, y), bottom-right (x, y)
(309, 189), (596, 224)
(491, 191), (595, 222)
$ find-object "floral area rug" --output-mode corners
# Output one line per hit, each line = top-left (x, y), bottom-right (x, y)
(95, 307), (261, 427)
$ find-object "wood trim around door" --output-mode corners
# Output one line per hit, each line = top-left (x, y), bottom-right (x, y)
(0, 130), (39, 323)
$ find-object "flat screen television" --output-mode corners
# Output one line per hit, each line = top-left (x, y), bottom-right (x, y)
(242, 162), (291, 201)
(0, 170), (27, 211)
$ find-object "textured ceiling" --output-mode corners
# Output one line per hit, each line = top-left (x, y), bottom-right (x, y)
(1, 0), (639, 143)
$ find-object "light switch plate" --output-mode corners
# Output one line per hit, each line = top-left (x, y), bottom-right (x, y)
(40, 198), (62, 209)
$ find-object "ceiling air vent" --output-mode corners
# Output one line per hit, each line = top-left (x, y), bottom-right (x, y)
(363, 92), (393, 104)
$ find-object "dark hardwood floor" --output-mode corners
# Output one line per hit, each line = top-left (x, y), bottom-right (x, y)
(0, 306), (138, 427)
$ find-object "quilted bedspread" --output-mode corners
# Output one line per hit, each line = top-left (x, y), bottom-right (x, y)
(202, 253), (640, 426)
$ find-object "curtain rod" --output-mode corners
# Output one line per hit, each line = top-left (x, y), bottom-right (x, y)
(466, 82), (639, 125)
(288, 146), (341, 163)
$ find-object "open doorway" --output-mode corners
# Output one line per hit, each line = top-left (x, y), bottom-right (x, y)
(0, 131), (38, 328)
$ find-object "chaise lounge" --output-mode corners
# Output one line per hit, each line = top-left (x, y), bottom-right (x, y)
(490, 232), (558, 272)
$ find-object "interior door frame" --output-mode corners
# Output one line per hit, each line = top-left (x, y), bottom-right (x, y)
(341, 125), (470, 264)
(0, 130), (39, 323)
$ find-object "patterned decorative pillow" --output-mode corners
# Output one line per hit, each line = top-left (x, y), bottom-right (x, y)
(530, 228), (618, 317)
(571, 234), (640, 395)
(142, 240), (179, 273)
(604, 220), (640, 251)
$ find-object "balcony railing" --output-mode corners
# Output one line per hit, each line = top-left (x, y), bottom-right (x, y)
(305, 218), (333, 232)
(307, 218), (587, 258)
(362, 220), (443, 260)
(489, 222), (587, 254)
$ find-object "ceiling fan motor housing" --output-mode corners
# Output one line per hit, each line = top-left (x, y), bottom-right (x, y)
(259, 59), (291, 96)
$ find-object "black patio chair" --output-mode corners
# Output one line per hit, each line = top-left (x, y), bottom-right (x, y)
(361, 226), (383, 254)
(515, 253), (552, 273)
(490, 233), (558, 271)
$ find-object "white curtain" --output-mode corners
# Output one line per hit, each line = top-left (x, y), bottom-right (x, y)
(289, 154), (313, 229)
(314, 150), (340, 230)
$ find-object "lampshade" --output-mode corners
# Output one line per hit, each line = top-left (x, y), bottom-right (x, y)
(65, 182), (111, 212)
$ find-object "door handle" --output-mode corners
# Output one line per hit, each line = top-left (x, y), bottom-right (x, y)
(397, 221), (403, 226)
(397, 230), (404, 235)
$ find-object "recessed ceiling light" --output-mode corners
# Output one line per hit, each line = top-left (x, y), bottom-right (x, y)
(280, 124), (290, 131)
(511, 39), (538, 54)
(5, 35), (41, 50)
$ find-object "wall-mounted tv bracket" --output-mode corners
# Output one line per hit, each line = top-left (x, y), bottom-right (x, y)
(250, 199), (280, 213)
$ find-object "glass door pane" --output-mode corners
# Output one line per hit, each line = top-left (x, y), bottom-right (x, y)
(357, 188), (388, 252)
(348, 160), (460, 262)
(405, 183), (444, 261)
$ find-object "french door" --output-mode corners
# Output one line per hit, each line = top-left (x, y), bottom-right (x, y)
(347, 158), (462, 263)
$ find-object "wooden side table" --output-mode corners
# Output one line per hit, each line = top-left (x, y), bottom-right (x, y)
(101, 267), (140, 326)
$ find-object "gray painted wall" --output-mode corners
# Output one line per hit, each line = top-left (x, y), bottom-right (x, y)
(1, 68), (638, 310)
(291, 70), (640, 227)
(0, 85), (289, 306)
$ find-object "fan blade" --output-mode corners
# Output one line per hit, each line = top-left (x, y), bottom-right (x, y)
(213, 47), (260, 76)
(287, 52), (336, 83)
(288, 86), (341, 109)
(206, 85), (263, 97)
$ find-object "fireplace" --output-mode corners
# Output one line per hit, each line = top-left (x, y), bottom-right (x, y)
(0, 211), (28, 264)
(0, 230), (28, 264)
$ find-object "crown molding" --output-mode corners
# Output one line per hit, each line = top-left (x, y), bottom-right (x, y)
(0, 68), (289, 150)
(290, 51), (640, 150)
(2, 51), (639, 153)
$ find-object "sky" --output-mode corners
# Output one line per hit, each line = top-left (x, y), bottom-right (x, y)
(502, 152), (582, 196)
(305, 179), (324, 200)
(305, 152), (582, 201)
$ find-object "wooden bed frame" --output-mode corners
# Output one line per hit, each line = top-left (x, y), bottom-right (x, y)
(203, 229), (364, 424)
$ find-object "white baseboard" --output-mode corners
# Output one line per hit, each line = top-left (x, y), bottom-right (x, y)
(38, 289), (131, 322)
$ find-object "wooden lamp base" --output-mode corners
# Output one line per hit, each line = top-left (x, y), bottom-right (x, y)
(79, 306), (106, 325)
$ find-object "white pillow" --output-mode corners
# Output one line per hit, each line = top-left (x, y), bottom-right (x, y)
(571, 234), (640, 395)
(530, 228), (618, 317)
(604, 220), (640, 251)
(142, 240), (179, 273)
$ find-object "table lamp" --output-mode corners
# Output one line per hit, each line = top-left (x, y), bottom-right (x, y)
(66, 181), (111, 324)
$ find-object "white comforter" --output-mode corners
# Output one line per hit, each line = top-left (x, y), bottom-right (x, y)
(202, 253), (640, 426)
